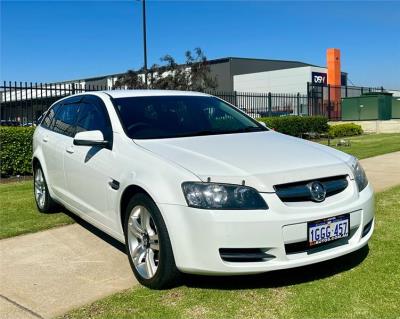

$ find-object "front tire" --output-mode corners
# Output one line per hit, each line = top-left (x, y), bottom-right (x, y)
(124, 193), (180, 289)
(33, 165), (58, 213)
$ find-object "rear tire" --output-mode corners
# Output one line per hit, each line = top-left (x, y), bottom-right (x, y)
(33, 165), (59, 213)
(124, 193), (180, 289)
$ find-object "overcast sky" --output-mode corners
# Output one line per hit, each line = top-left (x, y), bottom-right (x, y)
(1, 1), (399, 89)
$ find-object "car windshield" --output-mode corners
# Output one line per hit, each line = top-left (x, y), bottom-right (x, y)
(114, 95), (267, 139)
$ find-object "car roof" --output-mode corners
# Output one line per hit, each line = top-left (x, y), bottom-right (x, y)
(100, 90), (210, 99)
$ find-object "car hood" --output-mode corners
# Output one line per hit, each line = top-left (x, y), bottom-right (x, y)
(135, 131), (354, 192)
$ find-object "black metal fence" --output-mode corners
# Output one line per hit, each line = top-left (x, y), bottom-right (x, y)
(0, 81), (311, 125)
(0, 82), (99, 125)
(1, 81), (396, 125)
(204, 90), (309, 117)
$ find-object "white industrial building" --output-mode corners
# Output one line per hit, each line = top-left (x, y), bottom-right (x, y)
(234, 66), (331, 94)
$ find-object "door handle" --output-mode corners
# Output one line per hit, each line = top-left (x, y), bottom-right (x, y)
(65, 146), (74, 154)
(42, 136), (49, 143)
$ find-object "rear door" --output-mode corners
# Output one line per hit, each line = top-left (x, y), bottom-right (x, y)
(63, 95), (116, 227)
(39, 101), (62, 188)
(40, 98), (80, 200)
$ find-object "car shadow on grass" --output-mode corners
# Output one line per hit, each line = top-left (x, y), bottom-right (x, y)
(182, 245), (369, 290)
(61, 208), (369, 290)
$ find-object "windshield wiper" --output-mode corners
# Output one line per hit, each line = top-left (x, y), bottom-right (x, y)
(136, 127), (266, 139)
(175, 130), (224, 137)
(225, 126), (266, 134)
(174, 127), (266, 138)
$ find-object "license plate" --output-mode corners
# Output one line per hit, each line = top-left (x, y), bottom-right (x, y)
(308, 214), (350, 247)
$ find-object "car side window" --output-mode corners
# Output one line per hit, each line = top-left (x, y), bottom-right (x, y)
(76, 96), (113, 146)
(52, 103), (80, 137)
(41, 102), (62, 129)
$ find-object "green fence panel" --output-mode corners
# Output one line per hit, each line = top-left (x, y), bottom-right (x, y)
(392, 97), (400, 119)
(341, 93), (393, 120)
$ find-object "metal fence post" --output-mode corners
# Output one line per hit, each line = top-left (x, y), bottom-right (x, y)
(307, 82), (310, 116)
(327, 84), (331, 119)
(296, 92), (300, 115)
(268, 92), (272, 117)
(71, 83), (76, 95)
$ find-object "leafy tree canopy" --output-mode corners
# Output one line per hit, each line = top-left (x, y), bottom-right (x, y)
(114, 48), (217, 91)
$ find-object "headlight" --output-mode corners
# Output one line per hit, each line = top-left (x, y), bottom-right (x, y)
(350, 158), (368, 192)
(182, 182), (268, 210)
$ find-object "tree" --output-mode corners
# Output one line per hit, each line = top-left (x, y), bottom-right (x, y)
(114, 48), (217, 91)
(114, 70), (147, 89)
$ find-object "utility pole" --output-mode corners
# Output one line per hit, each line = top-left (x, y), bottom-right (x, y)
(141, 0), (148, 88)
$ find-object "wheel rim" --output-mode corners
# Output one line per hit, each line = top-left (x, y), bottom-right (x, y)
(127, 205), (160, 279)
(34, 168), (46, 209)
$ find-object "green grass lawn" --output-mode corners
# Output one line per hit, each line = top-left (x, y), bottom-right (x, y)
(61, 186), (400, 319)
(319, 133), (400, 159)
(0, 181), (73, 239)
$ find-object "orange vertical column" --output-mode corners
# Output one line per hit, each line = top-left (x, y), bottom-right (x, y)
(327, 48), (341, 119)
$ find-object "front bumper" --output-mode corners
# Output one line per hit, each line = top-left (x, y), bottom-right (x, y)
(159, 183), (374, 275)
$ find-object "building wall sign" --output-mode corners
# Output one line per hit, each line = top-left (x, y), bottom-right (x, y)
(312, 72), (327, 85)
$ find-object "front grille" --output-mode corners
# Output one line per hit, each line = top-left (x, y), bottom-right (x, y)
(285, 237), (350, 255)
(219, 248), (275, 262)
(274, 175), (348, 203)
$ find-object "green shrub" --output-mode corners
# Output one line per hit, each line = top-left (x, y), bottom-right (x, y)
(257, 116), (329, 137)
(0, 127), (35, 176)
(328, 123), (363, 138)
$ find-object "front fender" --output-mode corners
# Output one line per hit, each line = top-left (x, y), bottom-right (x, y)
(112, 146), (200, 235)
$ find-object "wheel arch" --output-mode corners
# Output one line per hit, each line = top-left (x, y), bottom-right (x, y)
(119, 184), (155, 233)
(31, 153), (54, 198)
(32, 156), (41, 170)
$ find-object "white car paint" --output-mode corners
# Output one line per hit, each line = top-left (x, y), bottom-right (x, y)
(33, 90), (374, 276)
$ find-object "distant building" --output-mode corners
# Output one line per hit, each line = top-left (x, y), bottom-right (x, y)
(54, 57), (347, 93)
(234, 65), (348, 95)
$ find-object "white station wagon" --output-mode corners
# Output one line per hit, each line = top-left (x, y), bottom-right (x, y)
(32, 90), (374, 289)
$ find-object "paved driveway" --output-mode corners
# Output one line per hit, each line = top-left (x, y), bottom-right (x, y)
(0, 223), (136, 319)
(360, 151), (400, 192)
(0, 151), (399, 319)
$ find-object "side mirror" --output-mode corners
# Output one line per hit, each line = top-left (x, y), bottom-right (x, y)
(73, 130), (108, 147)
(258, 121), (267, 127)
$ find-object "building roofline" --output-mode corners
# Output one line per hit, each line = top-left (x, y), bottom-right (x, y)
(53, 57), (339, 83)
(54, 72), (126, 84)
(208, 56), (319, 66)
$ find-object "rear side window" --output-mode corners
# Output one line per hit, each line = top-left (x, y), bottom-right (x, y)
(52, 103), (79, 137)
(42, 102), (61, 129)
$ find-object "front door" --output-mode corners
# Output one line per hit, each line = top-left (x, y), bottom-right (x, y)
(63, 95), (116, 228)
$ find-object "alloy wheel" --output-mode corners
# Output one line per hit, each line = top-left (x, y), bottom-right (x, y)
(127, 205), (160, 279)
(34, 168), (46, 209)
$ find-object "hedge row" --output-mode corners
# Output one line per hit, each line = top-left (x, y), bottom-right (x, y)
(258, 116), (329, 137)
(328, 123), (363, 138)
(0, 127), (35, 176)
